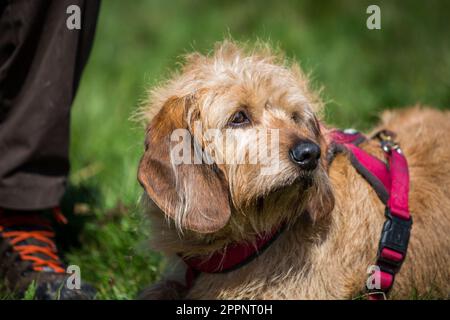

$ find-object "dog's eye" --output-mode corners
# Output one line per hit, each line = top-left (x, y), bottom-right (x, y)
(229, 111), (250, 127)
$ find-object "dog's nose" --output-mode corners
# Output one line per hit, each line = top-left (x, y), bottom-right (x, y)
(289, 141), (321, 170)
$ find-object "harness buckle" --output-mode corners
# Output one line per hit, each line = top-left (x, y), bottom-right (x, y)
(374, 130), (400, 152)
(377, 208), (412, 272)
(381, 141), (399, 153)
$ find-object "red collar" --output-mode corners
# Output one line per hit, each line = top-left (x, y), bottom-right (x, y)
(182, 224), (285, 288)
(181, 128), (411, 300)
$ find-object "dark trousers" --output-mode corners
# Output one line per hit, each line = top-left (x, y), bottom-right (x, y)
(0, 0), (100, 210)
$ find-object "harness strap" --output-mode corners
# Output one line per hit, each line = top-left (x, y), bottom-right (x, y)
(330, 129), (391, 203)
(332, 129), (412, 300)
(387, 149), (410, 220)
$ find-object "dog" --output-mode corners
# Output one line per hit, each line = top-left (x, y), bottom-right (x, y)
(137, 41), (450, 299)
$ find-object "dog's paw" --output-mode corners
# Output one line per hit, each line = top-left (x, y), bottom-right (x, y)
(138, 280), (188, 300)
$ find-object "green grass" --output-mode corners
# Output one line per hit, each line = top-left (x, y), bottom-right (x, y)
(2, 0), (450, 299)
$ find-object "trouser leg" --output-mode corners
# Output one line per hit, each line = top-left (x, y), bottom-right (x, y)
(0, 0), (100, 210)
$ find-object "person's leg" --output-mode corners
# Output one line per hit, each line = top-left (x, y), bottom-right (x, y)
(0, 0), (100, 210)
(0, 0), (100, 299)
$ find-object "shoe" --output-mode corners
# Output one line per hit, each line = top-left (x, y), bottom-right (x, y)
(0, 207), (96, 299)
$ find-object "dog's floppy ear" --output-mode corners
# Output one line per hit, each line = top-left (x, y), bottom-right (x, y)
(138, 96), (231, 233)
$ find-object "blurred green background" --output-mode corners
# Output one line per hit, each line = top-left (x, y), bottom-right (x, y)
(53, 0), (450, 299)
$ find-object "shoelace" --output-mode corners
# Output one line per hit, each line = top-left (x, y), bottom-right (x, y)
(0, 207), (67, 273)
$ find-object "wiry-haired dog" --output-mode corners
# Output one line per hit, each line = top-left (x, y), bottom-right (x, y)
(137, 41), (450, 299)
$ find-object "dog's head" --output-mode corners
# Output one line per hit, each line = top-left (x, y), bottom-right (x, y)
(138, 41), (334, 237)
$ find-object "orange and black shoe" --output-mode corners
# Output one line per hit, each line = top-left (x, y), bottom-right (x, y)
(0, 207), (96, 299)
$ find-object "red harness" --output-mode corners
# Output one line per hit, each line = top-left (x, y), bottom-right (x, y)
(182, 128), (412, 299)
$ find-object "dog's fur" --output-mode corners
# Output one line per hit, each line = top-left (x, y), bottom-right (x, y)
(138, 41), (450, 299)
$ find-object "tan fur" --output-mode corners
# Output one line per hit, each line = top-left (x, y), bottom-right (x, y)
(138, 41), (450, 299)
